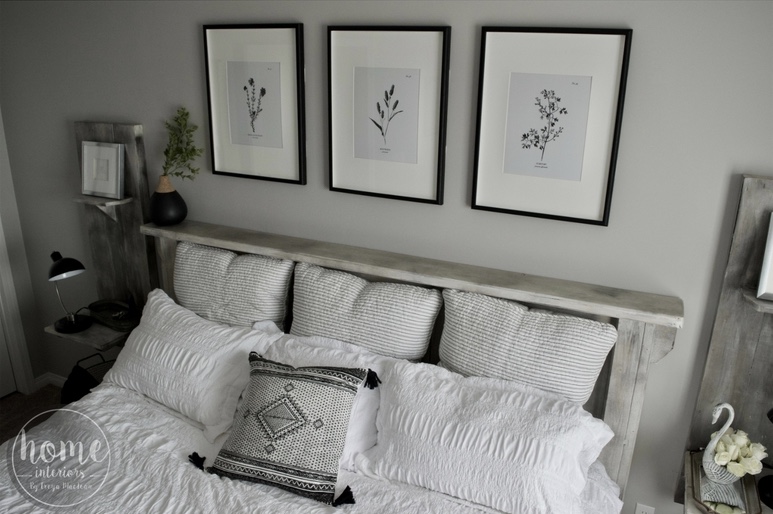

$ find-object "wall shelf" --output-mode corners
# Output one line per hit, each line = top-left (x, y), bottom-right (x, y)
(44, 322), (128, 351)
(73, 195), (133, 222)
(742, 289), (773, 314)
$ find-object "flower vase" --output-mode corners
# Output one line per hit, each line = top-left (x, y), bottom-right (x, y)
(150, 175), (187, 226)
(702, 457), (741, 485)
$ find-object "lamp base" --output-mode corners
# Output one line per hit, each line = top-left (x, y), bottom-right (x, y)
(54, 314), (92, 334)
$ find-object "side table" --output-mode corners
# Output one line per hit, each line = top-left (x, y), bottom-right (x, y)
(44, 322), (128, 352)
(684, 451), (765, 513)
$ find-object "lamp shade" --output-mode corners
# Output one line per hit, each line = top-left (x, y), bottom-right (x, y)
(48, 251), (86, 281)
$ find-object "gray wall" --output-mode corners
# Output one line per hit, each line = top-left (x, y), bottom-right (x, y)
(1, 1), (772, 512)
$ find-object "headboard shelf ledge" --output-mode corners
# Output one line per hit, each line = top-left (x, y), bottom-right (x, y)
(141, 220), (683, 329)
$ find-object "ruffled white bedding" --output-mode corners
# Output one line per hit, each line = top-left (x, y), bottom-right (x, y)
(0, 382), (621, 513)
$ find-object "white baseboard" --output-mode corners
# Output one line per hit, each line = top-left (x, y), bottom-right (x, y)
(33, 372), (67, 390)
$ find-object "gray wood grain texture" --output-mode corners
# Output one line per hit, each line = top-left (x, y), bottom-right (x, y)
(141, 220), (683, 496)
(74, 122), (155, 307)
(687, 175), (773, 458)
(141, 220), (684, 328)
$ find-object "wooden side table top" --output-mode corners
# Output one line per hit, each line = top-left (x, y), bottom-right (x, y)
(44, 322), (128, 352)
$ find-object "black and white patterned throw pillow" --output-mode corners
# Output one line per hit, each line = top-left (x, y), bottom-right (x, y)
(211, 352), (374, 504)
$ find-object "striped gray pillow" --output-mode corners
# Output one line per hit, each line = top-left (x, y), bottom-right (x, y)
(439, 289), (617, 403)
(174, 242), (294, 329)
(290, 262), (442, 360)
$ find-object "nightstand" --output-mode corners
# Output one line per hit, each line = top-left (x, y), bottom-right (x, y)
(684, 451), (765, 513)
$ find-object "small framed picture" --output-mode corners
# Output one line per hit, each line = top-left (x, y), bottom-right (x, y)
(472, 27), (632, 225)
(204, 24), (306, 184)
(328, 26), (451, 204)
(81, 141), (125, 199)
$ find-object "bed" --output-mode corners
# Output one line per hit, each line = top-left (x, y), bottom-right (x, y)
(0, 220), (683, 513)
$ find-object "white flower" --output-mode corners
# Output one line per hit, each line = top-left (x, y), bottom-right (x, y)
(714, 451), (732, 466)
(740, 457), (763, 475)
(726, 443), (740, 461)
(726, 461), (746, 477)
(731, 431), (750, 448)
(750, 442), (768, 461)
(739, 445), (752, 458)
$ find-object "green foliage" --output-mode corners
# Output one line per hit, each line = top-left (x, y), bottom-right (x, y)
(162, 107), (203, 180)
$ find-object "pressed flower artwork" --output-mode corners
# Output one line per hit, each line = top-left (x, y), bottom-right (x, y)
(244, 79), (266, 132)
(503, 72), (592, 181)
(353, 66), (420, 164)
(226, 61), (283, 148)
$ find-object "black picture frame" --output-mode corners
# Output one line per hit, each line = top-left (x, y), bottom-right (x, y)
(204, 24), (306, 184)
(328, 26), (451, 204)
(472, 27), (632, 225)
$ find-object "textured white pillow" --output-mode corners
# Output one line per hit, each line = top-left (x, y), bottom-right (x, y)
(439, 289), (618, 403)
(174, 241), (294, 329)
(262, 333), (396, 471)
(356, 360), (614, 514)
(290, 262), (442, 360)
(103, 289), (282, 442)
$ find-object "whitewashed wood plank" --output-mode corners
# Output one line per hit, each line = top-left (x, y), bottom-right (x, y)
(598, 319), (653, 496)
(74, 122), (155, 307)
(141, 221), (684, 328)
(687, 175), (773, 456)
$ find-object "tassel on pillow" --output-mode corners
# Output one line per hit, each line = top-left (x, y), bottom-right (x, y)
(364, 369), (381, 390)
(188, 452), (206, 471)
(332, 485), (356, 506)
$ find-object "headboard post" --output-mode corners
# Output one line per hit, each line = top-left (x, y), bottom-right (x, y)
(153, 235), (177, 301)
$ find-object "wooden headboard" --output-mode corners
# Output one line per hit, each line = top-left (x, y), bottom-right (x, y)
(141, 220), (683, 496)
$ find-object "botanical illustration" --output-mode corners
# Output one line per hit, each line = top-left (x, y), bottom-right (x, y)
(369, 85), (403, 145)
(520, 89), (567, 161)
(503, 72), (592, 181)
(227, 60), (283, 149)
(244, 78), (267, 132)
(353, 66), (420, 165)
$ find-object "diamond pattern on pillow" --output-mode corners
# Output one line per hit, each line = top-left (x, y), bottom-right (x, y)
(211, 353), (368, 504)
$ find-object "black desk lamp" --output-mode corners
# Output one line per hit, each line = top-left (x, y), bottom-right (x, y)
(48, 251), (92, 333)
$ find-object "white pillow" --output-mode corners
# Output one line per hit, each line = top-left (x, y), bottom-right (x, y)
(290, 262), (442, 360)
(174, 241), (294, 330)
(262, 333), (395, 471)
(356, 359), (614, 513)
(439, 289), (618, 403)
(103, 289), (282, 442)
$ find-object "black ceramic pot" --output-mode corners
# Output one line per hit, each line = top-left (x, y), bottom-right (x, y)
(150, 176), (187, 226)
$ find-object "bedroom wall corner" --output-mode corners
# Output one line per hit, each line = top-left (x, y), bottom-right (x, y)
(0, 103), (43, 391)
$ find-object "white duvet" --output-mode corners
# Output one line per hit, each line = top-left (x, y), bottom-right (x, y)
(0, 382), (621, 513)
(0, 384), (492, 513)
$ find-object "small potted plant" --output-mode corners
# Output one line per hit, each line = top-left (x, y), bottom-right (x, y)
(149, 106), (204, 226)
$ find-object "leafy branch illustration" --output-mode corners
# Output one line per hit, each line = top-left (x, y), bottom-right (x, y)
(369, 84), (403, 145)
(243, 78), (266, 132)
(521, 89), (568, 161)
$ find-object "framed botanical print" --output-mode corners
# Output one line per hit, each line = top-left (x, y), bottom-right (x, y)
(328, 26), (451, 204)
(472, 27), (632, 225)
(204, 24), (306, 184)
